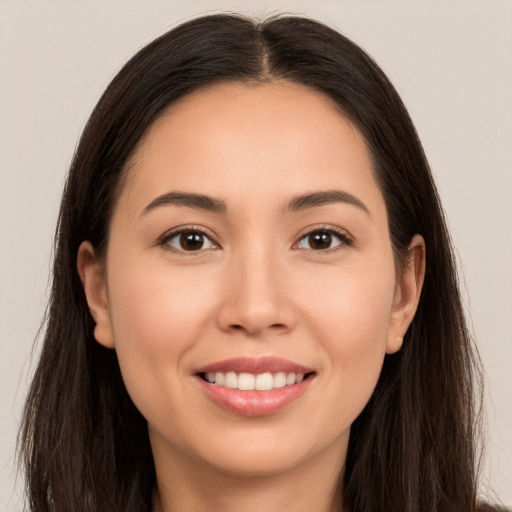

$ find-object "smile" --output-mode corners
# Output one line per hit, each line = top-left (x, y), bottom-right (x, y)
(201, 371), (305, 390)
(194, 357), (316, 416)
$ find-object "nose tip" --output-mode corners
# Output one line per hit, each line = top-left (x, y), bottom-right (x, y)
(216, 256), (296, 337)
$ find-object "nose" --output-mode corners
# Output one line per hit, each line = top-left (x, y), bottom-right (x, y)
(216, 247), (297, 337)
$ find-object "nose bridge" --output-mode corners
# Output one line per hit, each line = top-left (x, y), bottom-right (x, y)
(217, 241), (295, 336)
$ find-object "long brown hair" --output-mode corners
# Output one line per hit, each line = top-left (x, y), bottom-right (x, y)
(19, 13), (484, 512)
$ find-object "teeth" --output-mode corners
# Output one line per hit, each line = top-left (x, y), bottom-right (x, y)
(203, 371), (307, 390)
(255, 372), (273, 391)
(224, 371), (237, 389)
(273, 371), (287, 388)
(238, 373), (255, 390)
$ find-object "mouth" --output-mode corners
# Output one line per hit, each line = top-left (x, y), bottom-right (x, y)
(197, 370), (314, 390)
(194, 357), (316, 416)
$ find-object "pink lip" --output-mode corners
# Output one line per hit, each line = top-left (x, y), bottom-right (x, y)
(196, 377), (313, 416)
(195, 356), (314, 375)
(194, 357), (315, 417)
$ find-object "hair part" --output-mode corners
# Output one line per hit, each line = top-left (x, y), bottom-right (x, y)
(19, 12), (484, 512)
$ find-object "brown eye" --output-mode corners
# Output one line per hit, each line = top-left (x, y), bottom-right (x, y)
(165, 230), (216, 252)
(180, 232), (204, 250)
(297, 229), (346, 251)
(308, 231), (332, 250)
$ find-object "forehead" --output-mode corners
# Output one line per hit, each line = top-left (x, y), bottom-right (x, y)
(120, 80), (384, 219)
(138, 80), (366, 163)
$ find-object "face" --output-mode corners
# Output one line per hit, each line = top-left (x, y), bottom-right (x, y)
(79, 81), (423, 480)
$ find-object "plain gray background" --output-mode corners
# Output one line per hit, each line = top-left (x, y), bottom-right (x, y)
(1, 1), (511, 509)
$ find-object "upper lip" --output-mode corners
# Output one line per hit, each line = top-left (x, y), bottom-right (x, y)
(194, 357), (315, 375)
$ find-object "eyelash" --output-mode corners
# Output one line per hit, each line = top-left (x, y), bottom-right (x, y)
(158, 225), (219, 255)
(294, 225), (353, 253)
(158, 225), (353, 255)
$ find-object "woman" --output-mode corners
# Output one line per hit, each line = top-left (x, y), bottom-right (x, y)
(19, 12), (494, 512)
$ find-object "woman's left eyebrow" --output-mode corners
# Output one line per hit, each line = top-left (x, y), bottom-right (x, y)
(141, 191), (227, 215)
(285, 190), (369, 215)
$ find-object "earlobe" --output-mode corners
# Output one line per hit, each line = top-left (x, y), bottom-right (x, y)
(77, 241), (115, 349)
(386, 335), (404, 354)
(386, 234), (426, 354)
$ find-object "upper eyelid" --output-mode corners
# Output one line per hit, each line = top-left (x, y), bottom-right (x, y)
(295, 224), (352, 241)
(161, 225), (216, 240)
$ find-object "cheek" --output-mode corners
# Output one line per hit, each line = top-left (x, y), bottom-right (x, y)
(109, 251), (219, 334)
(106, 257), (217, 409)
(303, 258), (395, 414)
(305, 255), (395, 342)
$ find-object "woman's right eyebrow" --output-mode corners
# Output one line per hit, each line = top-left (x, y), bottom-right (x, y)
(141, 191), (227, 216)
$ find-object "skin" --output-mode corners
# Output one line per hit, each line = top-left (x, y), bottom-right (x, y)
(78, 81), (425, 512)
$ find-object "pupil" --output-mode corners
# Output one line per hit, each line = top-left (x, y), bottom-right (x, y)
(309, 231), (331, 250)
(180, 232), (204, 250)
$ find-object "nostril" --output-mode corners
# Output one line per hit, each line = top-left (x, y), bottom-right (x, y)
(229, 323), (288, 333)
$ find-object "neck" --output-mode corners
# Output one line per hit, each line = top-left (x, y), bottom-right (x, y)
(151, 438), (346, 512)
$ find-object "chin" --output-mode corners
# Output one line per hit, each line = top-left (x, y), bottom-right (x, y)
(202, 446), (311, 478)
(184, 421), (350, 479)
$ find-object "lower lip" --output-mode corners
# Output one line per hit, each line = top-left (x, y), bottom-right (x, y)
(196, 376), (313, 416)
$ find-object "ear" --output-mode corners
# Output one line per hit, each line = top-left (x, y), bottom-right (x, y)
(386, 234), (426, 354)
(77, 241), (115, 349)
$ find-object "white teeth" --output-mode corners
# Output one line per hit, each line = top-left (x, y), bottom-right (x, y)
(224, 371), (237, 389)
(204, 371), (307, 390)
(238, 372), (255, 390)
(273, 372), (287, 388)
(255, 372), (273, 391)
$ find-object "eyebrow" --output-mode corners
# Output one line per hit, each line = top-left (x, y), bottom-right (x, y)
(141, 189), (369, 216)
(141, 192), (227, 215)
(285, 190), (369, 214)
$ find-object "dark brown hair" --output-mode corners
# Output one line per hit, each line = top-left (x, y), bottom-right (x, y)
(19, 13), (484, 512)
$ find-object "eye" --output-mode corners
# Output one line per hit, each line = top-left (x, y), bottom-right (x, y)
(163, 229), (217, 252)
(295, 228), (350, 251)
